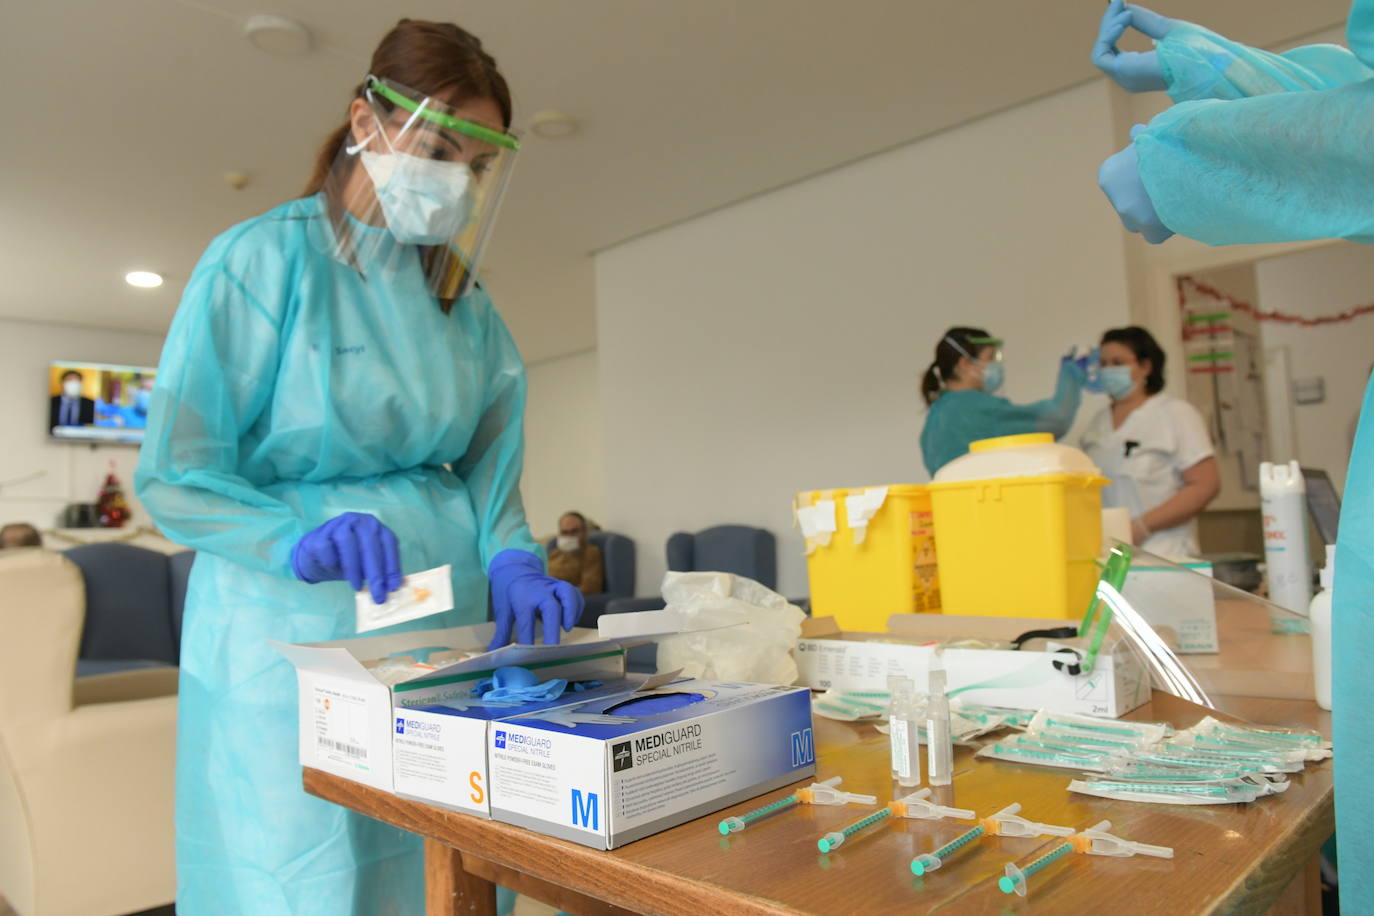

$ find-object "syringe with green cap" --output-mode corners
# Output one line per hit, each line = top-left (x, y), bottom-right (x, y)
(817, 788), (973, 853)
(910, 802), (1073, 876)
(998, 819), (1173, 897)
(717, 777), (875, 834)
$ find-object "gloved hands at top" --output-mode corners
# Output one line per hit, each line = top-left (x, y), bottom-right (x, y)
(292, 512), (402, 604)
(1092, 0), (1176, 93)
(488, 549), (584, 650)
(1098, 125), (1175, 244)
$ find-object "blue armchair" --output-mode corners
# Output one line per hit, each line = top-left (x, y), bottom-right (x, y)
(667, 525), (777, 590)
(63, 542), (193, 677)
(543, 531), (636, 628)
(604, 525), (781, 672)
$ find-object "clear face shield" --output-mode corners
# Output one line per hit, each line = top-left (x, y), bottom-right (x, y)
(1078, 543), (1314, 718)
(943, 334), (1005, 392)
(320, 75), (520, 301)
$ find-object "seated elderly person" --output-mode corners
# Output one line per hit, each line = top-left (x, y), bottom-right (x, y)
(547, 511), (604, 596)
(0, 522), (42, 549)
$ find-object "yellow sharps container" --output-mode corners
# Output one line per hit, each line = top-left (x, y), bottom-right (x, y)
(795, 485), (939, 630)
(927, 433), (1107, 619)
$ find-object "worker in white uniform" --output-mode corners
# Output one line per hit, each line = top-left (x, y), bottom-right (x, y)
(1080, 326), (1220, 557)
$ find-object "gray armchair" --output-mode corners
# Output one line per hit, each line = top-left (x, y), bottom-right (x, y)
(63, 542), (193, 677)
(667, 525), (777, 590)
(605, 525), (781, 672)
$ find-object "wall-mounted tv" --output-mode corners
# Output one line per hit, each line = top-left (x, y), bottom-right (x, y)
(48, 361), (157, 445)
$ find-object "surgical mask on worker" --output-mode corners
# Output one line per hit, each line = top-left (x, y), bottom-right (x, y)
(556, 535), (580, 553)
(62, 380), (82, 398)
(360, 149), (475, 246)
(1100, 366), (1136, 399)
(980, 361), (1005, 394)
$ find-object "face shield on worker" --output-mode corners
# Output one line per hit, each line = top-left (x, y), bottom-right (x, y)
(944, 334), (1005, 394)
(320, 75), (520, 301)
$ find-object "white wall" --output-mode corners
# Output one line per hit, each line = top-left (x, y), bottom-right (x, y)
(521, 349), (606, 543)
(597, 81), (1132, 597)
(0, 318), (165, 531)
(1256, 243), (1374, 494)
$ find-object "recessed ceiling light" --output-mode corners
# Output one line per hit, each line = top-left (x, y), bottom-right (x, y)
(529, 110), (580, 139)
(242, 14), (312, 55)
(125, 271), (163, 289)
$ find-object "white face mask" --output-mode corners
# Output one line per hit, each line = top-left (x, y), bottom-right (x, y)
(360, 149), (475, 246)
(63, 380), (82, 398)
(556, 535), (581, 553)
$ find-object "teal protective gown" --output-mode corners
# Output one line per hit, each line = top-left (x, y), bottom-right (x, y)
(1129, 4), (1374, 908)
(919, 362), (1083, 477)
(136, 193), (539, 914)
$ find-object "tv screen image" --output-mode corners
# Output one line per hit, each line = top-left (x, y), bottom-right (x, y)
(49, 361), (157, 445)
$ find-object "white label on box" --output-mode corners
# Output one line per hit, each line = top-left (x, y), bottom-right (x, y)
(311, 680), (374, 772)
(392, 710), (489, 815)
(795, 639), (924, 690)
(492, 727), (607, 838)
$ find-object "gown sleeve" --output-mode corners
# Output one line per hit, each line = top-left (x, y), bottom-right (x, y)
(135, 233), (307, 575)
(452, 285), (543, 570)
(1134, 1), (1374, 245)
(1156, 20), (1373, 102)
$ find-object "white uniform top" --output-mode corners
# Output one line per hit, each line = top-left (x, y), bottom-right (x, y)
(1080, 394), (1215, 559)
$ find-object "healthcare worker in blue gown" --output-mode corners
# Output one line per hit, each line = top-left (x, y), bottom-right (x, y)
(1093, 1), (1374, 907)
(136, 19), (582, 914)
(919, 326), (1088, 476)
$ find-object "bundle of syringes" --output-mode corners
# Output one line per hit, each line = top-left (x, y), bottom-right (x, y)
(811, 687), (1031, 739)
(975, 710), (1331, 804)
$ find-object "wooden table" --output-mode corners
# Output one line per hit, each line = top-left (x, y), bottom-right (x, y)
(304, 692), (1331, 915)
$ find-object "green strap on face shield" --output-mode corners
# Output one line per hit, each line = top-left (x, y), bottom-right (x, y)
(368, 78), (520, 151)
(1076, 544), (1134, 676)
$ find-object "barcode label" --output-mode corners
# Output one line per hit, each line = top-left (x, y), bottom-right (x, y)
(320, 738), (368, 759)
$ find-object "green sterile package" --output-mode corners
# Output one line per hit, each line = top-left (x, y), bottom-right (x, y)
(1178, 716), (1331, 761)
(1068, 778), (1264, 805)
(975, 739), (1117, 772)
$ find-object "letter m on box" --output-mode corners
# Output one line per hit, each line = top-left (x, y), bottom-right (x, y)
(791, 728), (814, 766)
(571, 789), (599, 830)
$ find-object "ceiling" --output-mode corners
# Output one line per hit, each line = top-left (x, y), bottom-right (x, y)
(1, 0), (1350, 363)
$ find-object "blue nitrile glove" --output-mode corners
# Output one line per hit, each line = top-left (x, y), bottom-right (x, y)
(1061, 348), (1093, 385)
(291, 512), (402, 604)
(487, 549), (583, 649)
(1098, 126), (1174, 244)
(473, 666), (570, 703)
(1092, 0), (1174, 93)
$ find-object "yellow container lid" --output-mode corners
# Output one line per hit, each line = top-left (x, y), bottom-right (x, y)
(970, 433), (1054, 452)
(934, 434), (1101, 483)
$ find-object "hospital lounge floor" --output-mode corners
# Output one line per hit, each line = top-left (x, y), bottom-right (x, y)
(0, 895), (560, 914)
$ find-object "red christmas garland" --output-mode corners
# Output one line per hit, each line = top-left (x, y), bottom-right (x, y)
(1177, 275), (1374, 328)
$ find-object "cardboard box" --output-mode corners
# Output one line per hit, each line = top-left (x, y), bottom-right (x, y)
(274, 623), (639, 794)
(794, 614), (1150, 718)
(488, 680), (816, 849)
(1122, 560), (1217, 654)
(392, 671), (680, 818)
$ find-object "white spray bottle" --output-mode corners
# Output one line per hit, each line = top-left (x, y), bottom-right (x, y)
(1260, 461), (1312, 614)
(1309, 545), (1335, 711)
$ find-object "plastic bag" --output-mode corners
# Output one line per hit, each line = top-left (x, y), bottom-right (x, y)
(653, 571), (806, 684)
